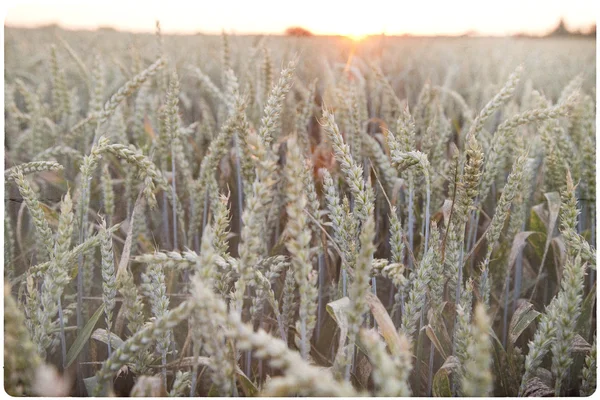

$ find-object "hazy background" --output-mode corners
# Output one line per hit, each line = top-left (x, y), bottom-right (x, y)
(3, 0), (597, 37)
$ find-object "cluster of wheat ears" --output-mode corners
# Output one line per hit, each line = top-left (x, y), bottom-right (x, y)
(3, 23), (596, 397)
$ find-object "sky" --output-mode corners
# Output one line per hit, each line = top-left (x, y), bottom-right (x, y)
(3, 0), (598, 37)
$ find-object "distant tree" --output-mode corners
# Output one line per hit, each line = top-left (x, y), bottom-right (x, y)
(97, 26), (118, 33)
(549, 18), (571, 36)
(545, 18), (595, 38)
(586, 24), (597, 37)
(460, 30), (477, 37)
(285, 27), (313, 37)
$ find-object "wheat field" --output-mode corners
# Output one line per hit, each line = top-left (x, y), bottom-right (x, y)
(3, 24), (597, 396)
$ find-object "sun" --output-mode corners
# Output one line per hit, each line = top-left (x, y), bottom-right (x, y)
(346, 33), (367, 42)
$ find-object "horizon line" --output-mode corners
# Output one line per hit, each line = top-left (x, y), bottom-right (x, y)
(5, 21), (597, 39)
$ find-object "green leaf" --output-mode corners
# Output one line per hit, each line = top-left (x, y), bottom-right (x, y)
(83, 376), (107, 397)
(543, 192), (561, 240)
(488, 327), (510, 396)
(509, 300), (540, 344)
(539, 194), (561, 279)
(415, 323), (428, 394)
(506, 300), (540, 395)
(162, 355), (211, 369)
(161, 354), (257, 396)
(236, 368), (258, 397)
(528, 194), (562, 292)
(508, 231), (536, 270)
(577, 283), (596, 341)
(530, 204), (548, 233)
(528, 204), (548, 259)
(433, 356), (459, 397)
(207, 384), (220, 397)
(66, 303), (105, 367)
(91, 328), (125, 349)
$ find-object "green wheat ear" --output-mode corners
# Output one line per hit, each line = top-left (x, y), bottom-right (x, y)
(5, 283), (42, 396)
(284, 136), (317, 360)
(3, 24), (595, 398)
(462, 303), (493, 397)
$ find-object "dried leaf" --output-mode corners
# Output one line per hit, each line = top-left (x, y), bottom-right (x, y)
(426, 303), (452, 361)
(355, 350), (373, 389)
(442, 199), (453, 228)
(425, 325), (449, 361)
(534, 366), (553, 385)
(365, 292), (406, 357)
(570, 334), (592, 354)
(326, 297), (350, 362)
(116, 188), (146, 282)
(522, 377), (554, 397)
